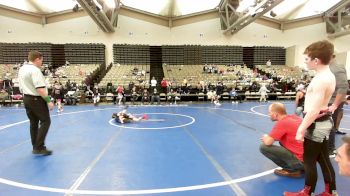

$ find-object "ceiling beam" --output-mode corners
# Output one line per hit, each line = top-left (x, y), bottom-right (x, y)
(0, 1), (343, 33)
(0, 4), (41, 24)
(328, 28), (350, 38)
(172, 9), (218, 27)
(77, 0), (108, 32)
(77, 0), (114, 32)
(218, 0), (240, 30)
(255, 16), (281, 30)
(168, 0), (175, 28)
(325, 0), (350, 16)
(281, 14), (324, 30)
(118, 6), (169, 27)
(110, 0), (121, 27)
(224, 0), (284, 34)
(41, 15), (46, 25)
(325, 0), (350, 38)
(27, 0), (45, 14)
(46, 9), (87, 24)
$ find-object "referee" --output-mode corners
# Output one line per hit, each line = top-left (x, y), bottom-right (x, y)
(18, 51), (54, 155)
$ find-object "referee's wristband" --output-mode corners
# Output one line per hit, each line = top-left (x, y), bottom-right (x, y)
(43, 96), (52, 103)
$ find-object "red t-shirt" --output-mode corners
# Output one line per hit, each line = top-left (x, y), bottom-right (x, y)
(117, 87), (124, 93)
(269, 115), (304, 162)
(161, 80), (167, 87)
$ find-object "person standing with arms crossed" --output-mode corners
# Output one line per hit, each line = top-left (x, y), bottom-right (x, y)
(18, 51), (54, 155)
(284, 40), (337, 196)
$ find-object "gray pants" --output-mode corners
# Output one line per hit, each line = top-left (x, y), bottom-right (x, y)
(260, 144), (304, 172)
(295, 106), (303, 117)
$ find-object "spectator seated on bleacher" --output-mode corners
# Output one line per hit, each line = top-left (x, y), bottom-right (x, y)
(105, 82), (114, 93)
(207, 90), (216, 103)
(230, 88), (242, 103)
(0, 89), (9, 103)
(151, 89), (160, 105)
(167, 89), (178, 104)
(84, 85), (94, 102)
(141, 89), (150, 104)
(130, 86), (139, 104)
(2, 76), (13, 94)
(11, 94), (22, 100)
(65, 90), (78, 105)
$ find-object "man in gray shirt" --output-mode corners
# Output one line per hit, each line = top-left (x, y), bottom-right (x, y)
(18, 51), (54, 155)
(328, 55), (349, 156)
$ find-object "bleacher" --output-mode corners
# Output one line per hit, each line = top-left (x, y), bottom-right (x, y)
(163, 64), (255, 89)
(47, 64), (100, 87)
(0, 43), (310, 105)
(98, 64), (151, 89)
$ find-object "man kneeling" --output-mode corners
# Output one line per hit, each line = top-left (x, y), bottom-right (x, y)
(260, 102), (304, 178)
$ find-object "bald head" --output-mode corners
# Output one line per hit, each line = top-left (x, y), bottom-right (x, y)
(269, 102), (287, 116)
(268, 102), (287, 121)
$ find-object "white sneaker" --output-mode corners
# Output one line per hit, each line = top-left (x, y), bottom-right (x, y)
(329, 150), (337, 158)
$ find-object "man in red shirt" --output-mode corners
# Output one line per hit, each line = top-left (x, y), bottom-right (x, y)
(260, 102), (304, 178)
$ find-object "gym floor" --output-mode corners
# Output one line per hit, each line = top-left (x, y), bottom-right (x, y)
(0, 101), (349, 196)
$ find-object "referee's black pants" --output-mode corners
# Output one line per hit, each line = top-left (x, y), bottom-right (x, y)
(23, 95), (51, 150)
(328, 102), (344, 151)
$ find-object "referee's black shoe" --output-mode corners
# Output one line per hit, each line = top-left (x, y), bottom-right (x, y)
(32, 148), (52, 156)
(336, 130), (346, 135)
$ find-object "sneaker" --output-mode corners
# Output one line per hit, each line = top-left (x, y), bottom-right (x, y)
(274, 169), (302, 178)
(316, 190), (338, 196)
(284, 186), (312, 196)
(142, 114), (149, 120)
(329, 150), (336, 158)
(316, 191), (338, 196)
(32, 149), (52, 156)
(335, 130), (346, 135)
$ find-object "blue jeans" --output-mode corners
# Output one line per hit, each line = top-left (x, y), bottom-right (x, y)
(260, 143), (304, 172)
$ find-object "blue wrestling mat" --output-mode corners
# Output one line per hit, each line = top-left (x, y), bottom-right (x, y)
(0, 102), (349, 195)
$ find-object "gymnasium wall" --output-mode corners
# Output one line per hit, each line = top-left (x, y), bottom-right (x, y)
(1, 14), (350, 78)
(286, 46), (296, 69)
(347, 52), (350, 79)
